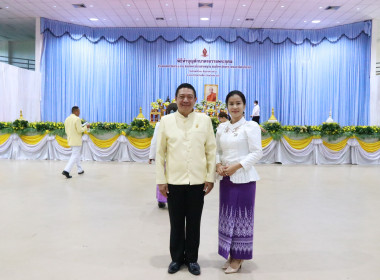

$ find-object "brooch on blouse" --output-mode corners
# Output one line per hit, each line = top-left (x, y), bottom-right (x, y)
(224, 125), (242, 137)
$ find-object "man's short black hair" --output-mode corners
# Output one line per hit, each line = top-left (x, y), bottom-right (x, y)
(254, 100), (258, 104)
(72, 106), (79, 113)
(175, 83), (197, 98)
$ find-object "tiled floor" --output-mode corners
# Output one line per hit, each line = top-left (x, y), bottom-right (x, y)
(0, 160), (379, 280)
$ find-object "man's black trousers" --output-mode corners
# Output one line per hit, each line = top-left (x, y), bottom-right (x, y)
(167, 184), (205, 263)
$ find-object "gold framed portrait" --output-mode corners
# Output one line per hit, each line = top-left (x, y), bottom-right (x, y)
(204, 84), (218, 103)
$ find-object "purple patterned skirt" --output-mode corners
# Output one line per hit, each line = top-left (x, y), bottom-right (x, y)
(156, 185), (167, 203)
(218, 176), (256, 260)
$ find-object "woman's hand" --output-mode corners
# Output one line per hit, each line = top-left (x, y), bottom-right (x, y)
(216, 163), (225, 176)
(222, 163), (242, 177)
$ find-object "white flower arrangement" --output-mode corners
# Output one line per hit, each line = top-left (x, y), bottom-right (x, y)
(195, 103), (204, 110)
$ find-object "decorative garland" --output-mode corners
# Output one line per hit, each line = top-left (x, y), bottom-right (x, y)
(0, 118), (154, 138)
(2, 120), (379, 141)
(262, 122), (380, 141)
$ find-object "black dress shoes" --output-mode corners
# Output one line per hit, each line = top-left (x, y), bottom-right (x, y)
(168, 261), (182, 274)
(78, 171), (84, 175)
(187, 262), (201, 275)
(62, 171), (72, 178)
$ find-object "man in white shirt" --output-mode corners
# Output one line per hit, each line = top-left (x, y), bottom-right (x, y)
(251, 100), (260, 124)
(156, 83), (216, 275)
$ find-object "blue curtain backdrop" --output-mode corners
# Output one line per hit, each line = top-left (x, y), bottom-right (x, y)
(40, 18), (371, 125)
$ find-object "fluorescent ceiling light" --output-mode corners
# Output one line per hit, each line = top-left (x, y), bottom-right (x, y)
(89, 18), (98, 21)
(200, 17), (209, 21)
(312, 20), (321, 23)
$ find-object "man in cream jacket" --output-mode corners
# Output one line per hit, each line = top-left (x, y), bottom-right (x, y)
(62, 106), (90, 179)
(156, 83), (216, 275)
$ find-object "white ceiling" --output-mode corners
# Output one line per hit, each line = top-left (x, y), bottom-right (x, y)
(1, 0), (380, 40)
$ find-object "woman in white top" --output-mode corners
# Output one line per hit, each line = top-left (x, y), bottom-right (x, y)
(216, 91), (263, 274)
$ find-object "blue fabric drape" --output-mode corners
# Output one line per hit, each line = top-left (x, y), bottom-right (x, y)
(41, 18), (370, 45)
(41, 19), (371, 125)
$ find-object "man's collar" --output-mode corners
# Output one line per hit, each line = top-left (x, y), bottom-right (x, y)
(176, 110), (194, 119)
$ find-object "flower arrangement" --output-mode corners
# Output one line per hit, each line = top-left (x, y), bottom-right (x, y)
(320, 123), (343, 140)
(164, 102), (170, 107)
(12, 119), (29, 133)
(261, 122), (283, 140)
(211, 117), (220, 134)
(28, 121), (64, 131)
(127, 118), (154, 138)
(90, 122), (129, 131)
(0, 122), (13, 134)
(353, 126), (374, 135)
(215, 100), (222, 106)
(220, 103), (226, 110)
(171, 99), (176, 103)
(195, 103), (204, 110)
(156, 99), (163, 104)
(151, 102), (159, 110)
(207, 103), (215, 109)
(0, 122), (12, 129)
(2, 117), (379, 142)
(201, 100), (207, 106)
(130, 118), (151, 131)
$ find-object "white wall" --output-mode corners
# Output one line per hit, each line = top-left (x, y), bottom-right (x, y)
(8, 40), (35, 60)
(0, 41), (9, 62)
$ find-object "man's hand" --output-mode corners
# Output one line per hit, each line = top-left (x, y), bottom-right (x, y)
(203, 182), (214, 195)
(158, 184), (169, 197)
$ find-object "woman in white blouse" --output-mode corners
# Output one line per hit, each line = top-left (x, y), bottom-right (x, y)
(216, 91), (263, 274)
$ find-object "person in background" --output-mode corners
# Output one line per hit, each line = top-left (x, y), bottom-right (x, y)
(216, 91), (263, 274)
(62, 106), (90, 179)
(218, 111), (230, 124)
(149, 103), (178, 208)
(250, 100), (260, 124)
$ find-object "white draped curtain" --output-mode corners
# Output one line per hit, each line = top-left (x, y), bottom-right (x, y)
(1, 134), (379, 165)
(0, 62), (40, 121)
